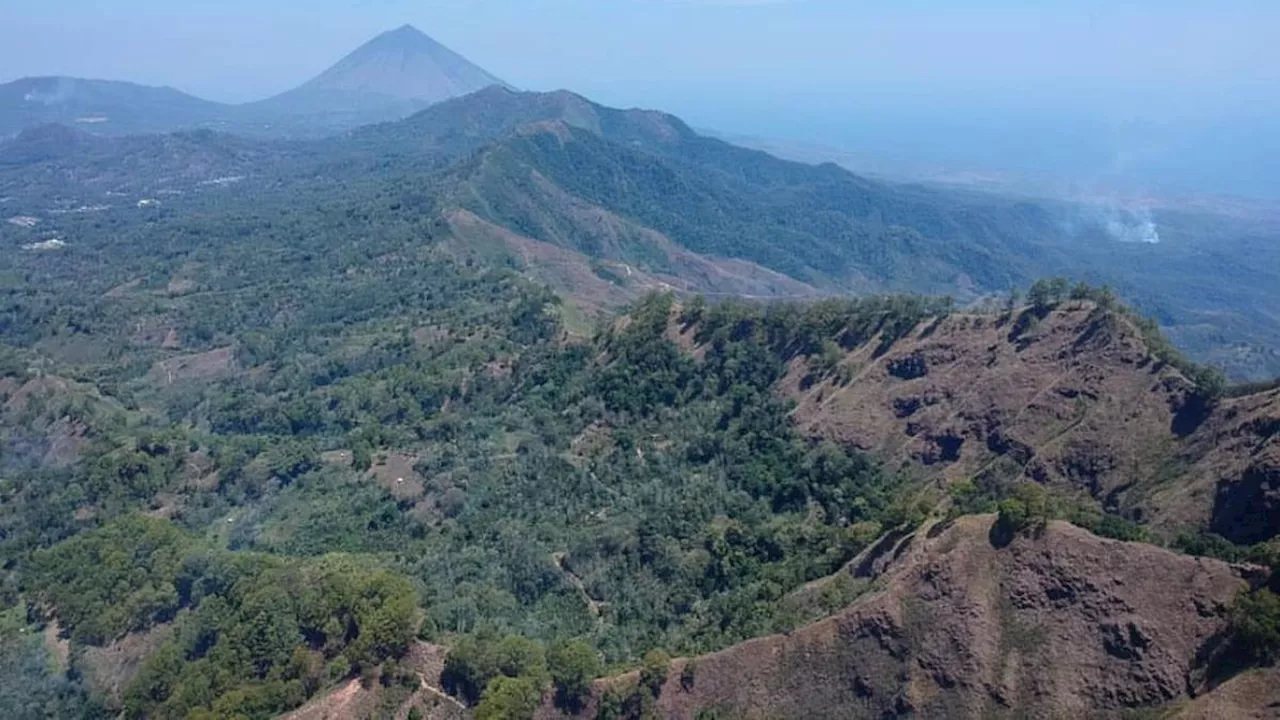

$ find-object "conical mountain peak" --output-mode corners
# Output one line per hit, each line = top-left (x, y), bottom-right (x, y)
(360, 24), (438, 52)
(295, 25), (508, 104)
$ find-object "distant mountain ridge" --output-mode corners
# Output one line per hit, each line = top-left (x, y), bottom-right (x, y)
(0, 76), (224, 136)
(0, 25), (507, 138)
(3, 86), (1279, 379)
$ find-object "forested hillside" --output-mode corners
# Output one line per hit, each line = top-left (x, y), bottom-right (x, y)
(0, 140), (959, 716)
(4, 86), (1278, 378)
(1, 82), (1278, 719)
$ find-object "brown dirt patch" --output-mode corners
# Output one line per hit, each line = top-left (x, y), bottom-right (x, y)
(553, 552), (607, 623)
(283, 643), (467, 720)
(281, 678), (368, 720)
(1, 375), (97, 466)
(1172, 667), (1280, 719)
(145, 492), (184, 520)
(567, 421), (612, 467)
(165, 264), (201, 296)
(150, 346), (236, 385)
(3, 375), (75, 411)
(80, 623), (175, 707)
(446, 208), (638, 317)
(321, 449), (354, 466)
(445, 203), (818, 321)
(368, 451), (425, 502)
(42, 620), (70, 673)
(128, 317), (179, 348)
(180, 450), (220, 491)
(103, 278), (142, 298)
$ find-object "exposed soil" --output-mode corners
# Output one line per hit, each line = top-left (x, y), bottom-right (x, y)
(445, 204), (817, 319)
(41, 620), (70, 673)
(150, 346), (236, 384)
(1, 374), (99, 466)
(553, 551), (608, 624)
(282, 642), (467, 720)
(80, 623), (175, 709)
(368, 450), (426, 502)
(772, 304), (1280, 541)
(103, 277), (143, 298)
(1171, 667), (1280, 719)
(550, 516), (1252, 719)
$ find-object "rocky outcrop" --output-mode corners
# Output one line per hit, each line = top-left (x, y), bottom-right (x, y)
(550, 517), (1250, 719)
(1178, 390), (1280, 544)
(778, 304), (1280, 541)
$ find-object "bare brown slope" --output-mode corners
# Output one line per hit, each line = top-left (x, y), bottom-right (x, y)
(0, 373), (120, 467)
(281, 642), (466, 720)
(1171, 667), (1280, 719)
(551, 516), (1249, 720)
(445, 191), (818, 318)
(779, 303), (1280, 541)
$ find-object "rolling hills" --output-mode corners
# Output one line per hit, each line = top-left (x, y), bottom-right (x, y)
(3, 86), (1278, 378)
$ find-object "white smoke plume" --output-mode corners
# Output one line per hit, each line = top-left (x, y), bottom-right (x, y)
(22, 78), (78, 106)
(1102, 206), (1160, 244)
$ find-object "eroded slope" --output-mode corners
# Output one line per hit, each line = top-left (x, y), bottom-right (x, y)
(561, 516), (1250, 719)
(780, 303), (1280, 541)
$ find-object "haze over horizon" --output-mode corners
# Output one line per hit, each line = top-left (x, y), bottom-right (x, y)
(3, 0), (1278, 198)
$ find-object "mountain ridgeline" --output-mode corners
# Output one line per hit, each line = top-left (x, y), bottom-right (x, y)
(3, 84), (1279, 378)
(0, 25), (506, 138)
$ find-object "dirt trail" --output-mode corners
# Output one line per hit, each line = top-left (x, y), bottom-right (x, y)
(552, 552), (607, 623)
(417, 676), (467, 711)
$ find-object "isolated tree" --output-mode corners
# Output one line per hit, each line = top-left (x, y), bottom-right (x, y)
(474, 676), (542, 720)
(548, 640), (600, 710)
(995, 482), (1050, 538)
(1046, 277), (1070, 304)
(1027, 280), (1053, 311)
(352, 442), (374, 472)
(1233, 589), (1280, 664)
(640, 649), (671, 696)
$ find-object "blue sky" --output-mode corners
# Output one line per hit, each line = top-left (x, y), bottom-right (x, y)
(3, 0), (1278, 196)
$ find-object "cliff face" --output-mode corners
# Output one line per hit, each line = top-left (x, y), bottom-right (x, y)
(779, 304), (1280, 542)
(554, 516), (1250, 720)
(1176, 388), (1280, 544)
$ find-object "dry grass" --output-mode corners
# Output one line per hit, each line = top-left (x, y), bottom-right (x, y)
(150, 346), (236, 385)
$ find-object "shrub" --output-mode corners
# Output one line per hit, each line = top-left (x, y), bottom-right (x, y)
(443, 633), (548, 707)
(548, 640), (600, 710)
(680, 661), (696, 691)
(640, 649), (671, 696)
(1232, 589), (1280, 665)
(595, 686), (627, 720)
(475, 676), (542, 720)
(994, 483), (1049, 539)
